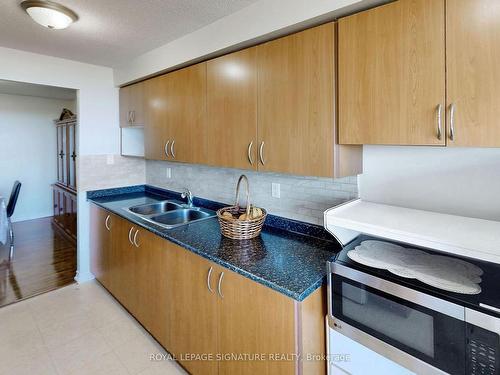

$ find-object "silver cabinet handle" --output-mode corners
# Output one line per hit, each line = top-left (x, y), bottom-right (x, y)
(217, 272), (224, 298)
(127, 111), (132, 123)
(436, 104), (443, 140)
(104, 215), (111, 231)
(259, 141), (265, 165)
(207, 267), (214, 293)
(131, 110), (136, 123)
(449, 103), (456, 141)
(164, 140), (170, 158)
(170, 140), (175, 159)
(133, 229), (140, 248)
(128, 226), (135, 244)
(247, 141), (254, 165)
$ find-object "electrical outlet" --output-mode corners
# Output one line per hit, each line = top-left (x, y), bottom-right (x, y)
(106, 154), (114, 165)
(272, 183), (280, 198)
(166, 167), (172, 179)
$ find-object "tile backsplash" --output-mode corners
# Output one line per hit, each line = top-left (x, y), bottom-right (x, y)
(78, 154), (146, 192)
(146, 161), (358, 225)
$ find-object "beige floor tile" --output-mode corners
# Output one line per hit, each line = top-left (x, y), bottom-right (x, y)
(39, 311), (95, 349)
(99, 313), (148, 349)
(0, 281), (189, 375)
(0, 329), (48, 371)
(113, 331), (163, 375)
(48, 330), (112, 374)
(0, 300), (38, 338)
(4, 349), (58, 375)
(138, 359), (188, 375)
(28, 289), (88, 329)
(68, 351), (130, 375)
(85, 297), (131, 329)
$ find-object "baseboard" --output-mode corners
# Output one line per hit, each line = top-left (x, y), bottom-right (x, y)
(74, 270), (95, 284)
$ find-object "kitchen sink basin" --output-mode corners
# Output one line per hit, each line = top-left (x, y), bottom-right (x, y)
(128, 200), (183, 215)
(126, 200), (216, 229)
(150, 208), (215, 228)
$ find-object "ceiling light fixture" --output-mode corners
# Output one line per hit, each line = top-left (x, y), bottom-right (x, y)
(20, 0), (78, 30)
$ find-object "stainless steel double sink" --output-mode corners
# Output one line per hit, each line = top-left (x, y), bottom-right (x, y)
(126, 200), (216, 229)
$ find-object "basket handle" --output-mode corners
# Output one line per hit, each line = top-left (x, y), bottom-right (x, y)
(234, 175), (251, 217)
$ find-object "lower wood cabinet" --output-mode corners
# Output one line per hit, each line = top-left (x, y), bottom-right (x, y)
(90, 205), (326, 374)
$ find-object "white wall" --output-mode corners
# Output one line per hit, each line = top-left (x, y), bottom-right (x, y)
(114, 0), (384, 85)
(359, 146), (500, 221)
(0, 46), (126, 283)
(0, 93), (75, 221)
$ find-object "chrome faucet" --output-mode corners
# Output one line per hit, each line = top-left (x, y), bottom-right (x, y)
(180, 188), (193, 207)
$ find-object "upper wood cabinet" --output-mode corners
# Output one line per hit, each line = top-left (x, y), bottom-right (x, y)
(143, 63), (207, 163)
(207, 48), (258, 170)
(339, 0), (500, 148)
(120, 81), (145, 127)
(164, 63), (207, 164)
(132, 22), (362, 177)
(446, 0), (500, 147)
(257, 23), (338, 176)
(144, 75), (169, 160)
(338, 0), (446, 145)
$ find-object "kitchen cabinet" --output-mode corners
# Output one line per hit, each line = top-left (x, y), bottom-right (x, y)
(257, 22), (340, 177)
(164, 63), (207, 164)
(137, 22), (361, 177)
(144, 75), (168, 160)
(90, 205), (113, 289)
(218, 268), (296, 375)
(207, 48), (258, 170)
(143, 64), (207, 163)
(166, 243), (219, 375)
(120, 81), (145, 127)
(89, 205), (327, 374)
(446, 0), (500, 147)
(338, 0), (446, 145)
(110, 216), (139, 314)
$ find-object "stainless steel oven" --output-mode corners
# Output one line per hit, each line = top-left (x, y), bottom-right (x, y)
(327, 260), (500, 375)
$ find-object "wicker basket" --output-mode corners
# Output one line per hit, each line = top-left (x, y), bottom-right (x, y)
(217, 175), (267, 240)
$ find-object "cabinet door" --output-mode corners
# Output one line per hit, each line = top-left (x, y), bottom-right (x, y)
(165, 63), (207, 164)
(119, 85), (132, 127)
(257, 23), (335, 177)
(110, 216), (138, 314)
(446, 0), (500, 147)
(90, 205), (112, 289)
(144, 76), (169, 160)
(166, 243), (218, 375)
(207, 48), (258, 170)
(120, 82), (145, 127)
(129, 81), (145, 126)
(218, 269), (297, 375)
(338, 0), (446, 145)
(134, 228), (169, 336)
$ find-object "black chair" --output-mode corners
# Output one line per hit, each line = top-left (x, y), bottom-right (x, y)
(6, 181), (21, 261)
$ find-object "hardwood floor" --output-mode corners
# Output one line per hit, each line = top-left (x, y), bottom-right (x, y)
(0, 216), (76, 308)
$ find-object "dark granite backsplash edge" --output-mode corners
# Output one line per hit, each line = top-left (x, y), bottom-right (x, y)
(87, 184), (336, 242)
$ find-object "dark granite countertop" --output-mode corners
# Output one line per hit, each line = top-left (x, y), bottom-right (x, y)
(87, 185), (340, 301)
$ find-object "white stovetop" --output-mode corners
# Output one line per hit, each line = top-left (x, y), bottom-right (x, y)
(324, 199), (500, 265)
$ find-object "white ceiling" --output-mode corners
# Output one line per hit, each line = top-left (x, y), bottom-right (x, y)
(0, 80), (76, 100)
(0, 0), (258, 67)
